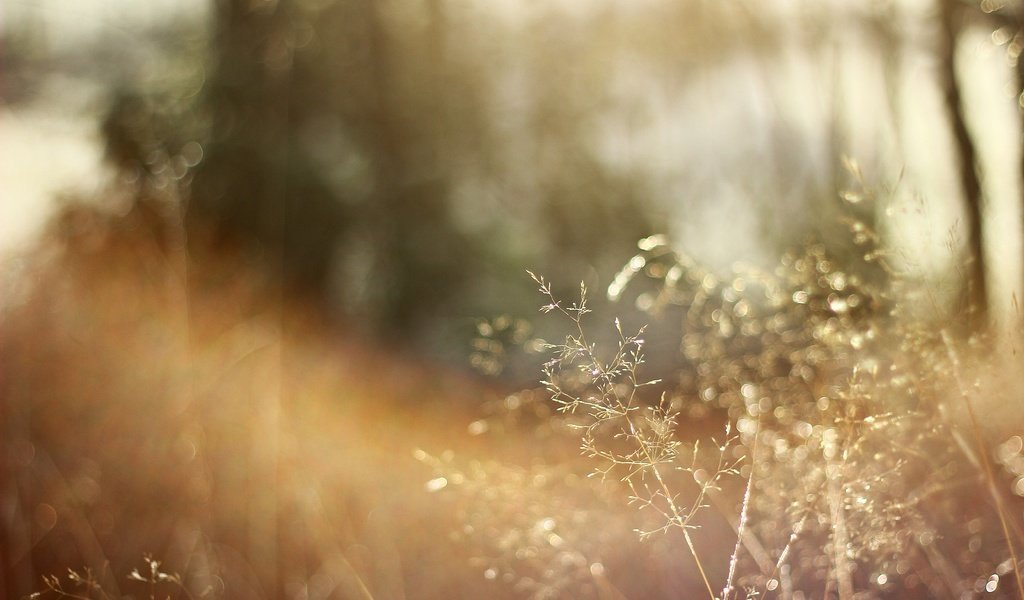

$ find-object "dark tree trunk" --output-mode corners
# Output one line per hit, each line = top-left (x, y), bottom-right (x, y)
(1016, 5), (1024, 312)
(938, 0), (988, 330)
(191, 2), (293, 596)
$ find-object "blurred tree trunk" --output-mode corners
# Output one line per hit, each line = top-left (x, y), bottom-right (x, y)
(992, 1), (1024, 317)
(197, 0), (293, 251)
(1011, 2), (1024, 318)
(193, 1), (292, 596)
(938, 0), (988, 330)
(358, 0), (471, 334)
(361, 0), (409, 328)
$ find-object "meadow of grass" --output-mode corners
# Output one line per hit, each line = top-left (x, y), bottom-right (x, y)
(4, 185), (1024, 600)
(426, 192), (1024, 598)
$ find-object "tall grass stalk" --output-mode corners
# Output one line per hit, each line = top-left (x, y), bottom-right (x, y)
(529, 271), (736, 600)
(941, 330), (1024, 600)
(721, 417), (758, 600)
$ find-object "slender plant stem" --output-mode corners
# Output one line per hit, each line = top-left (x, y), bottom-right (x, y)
(827, 461), (854, 600)
(942, 331), (1024, 600)
(722, 418), (759, 600)
(683, 528), (717, 600)
(542, 278), (719, 600)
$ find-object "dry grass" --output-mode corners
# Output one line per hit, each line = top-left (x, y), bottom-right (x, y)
(0, 198), (519, 599)
(6, 186), (1024, 599)
(430, 197), (1024, 598)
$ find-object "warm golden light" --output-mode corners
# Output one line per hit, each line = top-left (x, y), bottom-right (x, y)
(6, 0), (1024, 598)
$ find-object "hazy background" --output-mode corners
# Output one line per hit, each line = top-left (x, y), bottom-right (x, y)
(4, 0), (1023, 372)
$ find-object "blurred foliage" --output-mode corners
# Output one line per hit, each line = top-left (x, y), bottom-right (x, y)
(92, 0), (665, 361)
(11, 0), (1010, 366)
(85, 0), (920, 369)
